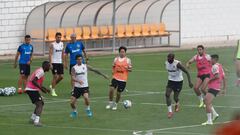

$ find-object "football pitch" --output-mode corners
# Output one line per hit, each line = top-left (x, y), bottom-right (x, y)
(0, 46), (239, 135)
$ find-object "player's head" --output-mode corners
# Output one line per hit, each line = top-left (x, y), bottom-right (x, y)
(119, 46), (127, 58)
(55, 32), (62, 43)
(25, 35), (31, 44)
(211, 54), (219, 65)
(70, 33), (76, 43)
(167, 53), (175, 64)
(197, 45), (205, 56)
(75, 54), (82, 65)
(42, 61), (50, 72)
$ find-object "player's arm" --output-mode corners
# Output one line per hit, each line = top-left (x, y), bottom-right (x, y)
(14, 51), (20, 68)
(87, 65), (109, 80)
(82, 45), (89, 63)
(126, 58), (132, 72)
(177, 63), (193, 88)
(49, 43), (53, 67)
(64, 45), (69, 69)
(32, 77), (50, 93)
(186, 56), (195, 69)
(71, 67), (83, 84)
(221, 76), (227, 95)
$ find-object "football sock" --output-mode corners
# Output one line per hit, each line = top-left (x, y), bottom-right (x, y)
(31, 113), (36, 120)
(207, 113), (212, 122)
(168, 105), (172, 112)
(211, 106), (218, 116)
(34, 116), (40, 123)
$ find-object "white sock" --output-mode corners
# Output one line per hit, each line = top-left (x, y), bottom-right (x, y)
(34, 116), (40, 123)
(207, 113), (212, 122)
(198, 95), (203, 101)
(109, 101), (113, 105)
(211, 106), (218, 116)
(52, 89), (55, 92)
(31, 113), (36, 120)
(86, 106), (90, 110)
(168, 105), (172, 112)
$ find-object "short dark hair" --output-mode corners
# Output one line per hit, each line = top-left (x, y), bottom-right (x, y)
(211, 54), (219, 60)
(55, 32), (62, 37)
(197, 45), (204, 49)
(25, 35), (31, 39)
(42, 61), (50, 68)
(167, 53), (175, 59)
(119, 46), (127, 53)
(75, 54), (82, 60)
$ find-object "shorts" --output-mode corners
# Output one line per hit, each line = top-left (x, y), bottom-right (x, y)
(26, 91), (44, 104)
(208, 88), (219, 97)
(69, 64), (75, 74)
(71, 87), (89, 99)
(19, 64), (30, 76)
(51, 63), (64, 75)
(166, 80), (183, 92)
(110, 78), (126, 92)
(197, 74), (210, 82)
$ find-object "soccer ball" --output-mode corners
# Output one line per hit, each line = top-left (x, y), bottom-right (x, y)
(123, 100), (132, 109)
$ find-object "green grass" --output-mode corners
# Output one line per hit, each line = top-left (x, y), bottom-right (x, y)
(0, 47), (239, 135)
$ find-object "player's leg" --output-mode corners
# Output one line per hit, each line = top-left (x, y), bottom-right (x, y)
(17, 74), (24, 94)
(50, 73), (58, 96)
(173, 91), (180, 112)
(83, 89), (92, 117)
(200, 75), (210, 95)
(202, 91), (214, 125)
(34, 100), (44, 126)
(106, 79), (117, 109)
(70, 87), (80, 118)
(165, 85), (173, 118)
(194, 77), (204, 107)
(23, 64), (30, 93)
(113, 81), (126, 110)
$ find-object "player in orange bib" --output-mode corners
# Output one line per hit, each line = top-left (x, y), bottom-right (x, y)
(106, 46), (132, 110)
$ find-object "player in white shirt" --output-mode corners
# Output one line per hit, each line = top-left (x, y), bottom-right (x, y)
(165, 53), (193, 118)
(70, 55), (108, 118)
(49, 32), (65, 96)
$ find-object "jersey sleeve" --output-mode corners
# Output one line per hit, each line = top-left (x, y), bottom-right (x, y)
(127, 58), (132, 68)
(35, 69), (44, 79)
(17, 45), (22, 53)
(206, 54), (211, 61)
(65, 44), (70, 54)
(112, 57), (117, 66)
(212, 64), (219, 75)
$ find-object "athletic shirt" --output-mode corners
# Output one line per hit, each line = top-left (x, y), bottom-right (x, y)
(193, 54), (211, 76)
(165, 60), (183, 82)
(112, 56), (132, 82)
(25, 67), (45, 91)
(51, 41), (64, 63)
(208, 63), (225, 90)
(73, 64), (88, 88)
(65, 41), (85, 65)
(17, 43), (33, 64)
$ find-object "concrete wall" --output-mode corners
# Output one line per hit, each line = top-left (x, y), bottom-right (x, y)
(0, 0), (240, 55)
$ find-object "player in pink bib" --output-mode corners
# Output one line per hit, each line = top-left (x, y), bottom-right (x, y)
(186, 45), (212, 107)
(25, 61), (51, 127)
(202, 54), (226, 125)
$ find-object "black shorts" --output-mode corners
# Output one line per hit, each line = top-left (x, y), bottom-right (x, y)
(19, 64), (30, 76)
(26, 91), (43, 104)
(197, 74), (210, 82)
(51, 63), (64, 75)
(69, 64), (75, 74)
(208, 88), (219, 97)
(71, 87), (89, 99)
(166, 80), (183, 92)
(110, 78), (126, 92)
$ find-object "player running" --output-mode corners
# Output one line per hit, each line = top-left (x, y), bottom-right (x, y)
(186, 45), (212, 107)
(25, 61), (51, 126)
(165, 53), (193, 118)
(105, 46), (132, 110)
(14, 35), (33, 94)
(64, 33), (88, 89)
(70, 55), (108, 118)
(49, 32), (64, 96)
(202, 54), (226, 125)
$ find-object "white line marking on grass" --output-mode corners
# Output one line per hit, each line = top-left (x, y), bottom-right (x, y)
(146, 121), (230, 133)
(153, 131), (207, 135)
(0, 123), (134, 133)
